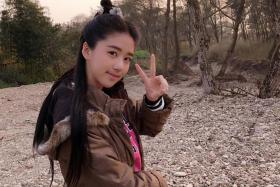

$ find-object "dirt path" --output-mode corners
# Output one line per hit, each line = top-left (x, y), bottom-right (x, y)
(0, 76), (280, 186)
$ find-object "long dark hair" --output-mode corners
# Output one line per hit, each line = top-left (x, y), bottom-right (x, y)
(33, 0), (139, 186)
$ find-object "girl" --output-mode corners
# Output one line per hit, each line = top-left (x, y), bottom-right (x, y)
(33, 0), (173, 186)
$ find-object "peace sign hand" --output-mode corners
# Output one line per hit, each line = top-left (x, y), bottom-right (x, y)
(135, 54), (169, 102)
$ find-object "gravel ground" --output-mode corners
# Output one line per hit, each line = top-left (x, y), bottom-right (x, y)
(0, 75), (280, 187)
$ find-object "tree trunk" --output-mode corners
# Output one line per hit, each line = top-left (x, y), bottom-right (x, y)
(188, 0), (218, 94)
(259, 38), (280, 98)
(209, 11), (219, 43)
(218, 0), (223, 40)
(163, 0), (171, 75)
(241, 20), (247, 41)
(172, 0), (193, 75)
(208, 0), (219, 43)
(187, 9), (193, 49)
(259, 0), (280, 98)
(217, 0), (245, 77)
(173, 0), (180, 71)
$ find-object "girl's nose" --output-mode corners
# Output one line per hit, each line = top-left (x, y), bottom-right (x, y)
(113, 58), (124, 70)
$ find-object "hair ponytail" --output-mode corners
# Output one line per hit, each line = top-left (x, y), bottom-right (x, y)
(66, 43), (89, 186)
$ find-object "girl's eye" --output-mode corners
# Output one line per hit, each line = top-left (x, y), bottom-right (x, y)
(124, 57), (133, 63)
(108, 51), (118, 57)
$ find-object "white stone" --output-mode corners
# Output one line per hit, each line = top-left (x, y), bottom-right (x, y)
(174, 171), (187, 177)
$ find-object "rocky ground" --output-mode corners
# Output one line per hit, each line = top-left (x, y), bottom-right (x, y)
(0, 73), (280, 187)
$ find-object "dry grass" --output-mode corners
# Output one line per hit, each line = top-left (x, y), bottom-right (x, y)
(208, 39), (273, 62)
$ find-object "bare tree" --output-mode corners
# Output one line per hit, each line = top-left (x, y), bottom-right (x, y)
(163, 0), (171, 75)
(173, 0), (180, 71)
(216, 0), (246, 77)
(218, 0), (224, 40)
(172, 0), (193, 75)
(201, 0), (219, 43)
(120, 0), (163, 54)
(259, 0), (280, 98)
(187, 8), (194, 49)
(188, 0), (218, 94)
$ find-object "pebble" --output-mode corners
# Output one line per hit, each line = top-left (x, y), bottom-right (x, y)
(263, 177), (271, 182)
(195, 145), (203, 150)
(190, 160), (198, 166)
(174, 172), (187, 177)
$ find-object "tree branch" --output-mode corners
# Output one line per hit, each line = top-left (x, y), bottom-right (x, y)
(203, 3), (230, 20)
(219, 86), (257, 97)
(209, 0), (236, 21)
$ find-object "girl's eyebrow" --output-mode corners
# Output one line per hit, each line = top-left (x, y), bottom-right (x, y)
(107, 45), (134, 57)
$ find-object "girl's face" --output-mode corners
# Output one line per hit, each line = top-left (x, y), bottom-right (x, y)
(83, 33), (135, 89)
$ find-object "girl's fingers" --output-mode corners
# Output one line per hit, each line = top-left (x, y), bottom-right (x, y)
(135, 64), (148, 83)
(149, 54), (156, 77)
(157, 75), (169, 94)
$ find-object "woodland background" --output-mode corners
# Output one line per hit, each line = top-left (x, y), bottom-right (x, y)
(0, 0), (279, 98)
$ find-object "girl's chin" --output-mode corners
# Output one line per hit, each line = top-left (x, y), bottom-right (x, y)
(102, 80), (120, 89)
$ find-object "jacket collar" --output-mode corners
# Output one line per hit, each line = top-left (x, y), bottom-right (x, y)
(87, 85), (127, 125)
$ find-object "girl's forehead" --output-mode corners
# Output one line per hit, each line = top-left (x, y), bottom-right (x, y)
(99, 33), (135, 52)
(103, 33), (134, 43)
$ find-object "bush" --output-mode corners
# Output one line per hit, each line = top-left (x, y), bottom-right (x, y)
(130, 50), (166, 74)
(128, 49), (150, 74)
(0, 68), (33, 85)
(134, 50), (149, 60)
(0, 62), (58, 87)
(0, 80), (17, 89)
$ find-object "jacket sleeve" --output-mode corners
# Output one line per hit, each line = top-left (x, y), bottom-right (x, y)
(134, 94), (173, 137)
(75, 125), (168, 187)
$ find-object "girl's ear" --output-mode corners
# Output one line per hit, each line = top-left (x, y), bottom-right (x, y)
(82, 42), (91, 60)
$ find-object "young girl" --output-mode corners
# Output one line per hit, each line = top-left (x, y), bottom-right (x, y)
(33, 0), (173, 186)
